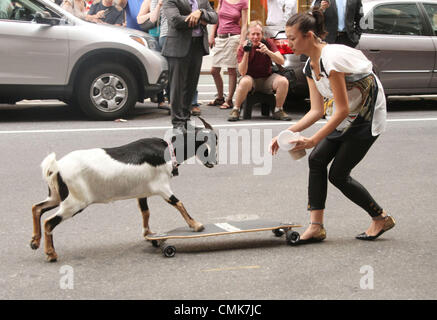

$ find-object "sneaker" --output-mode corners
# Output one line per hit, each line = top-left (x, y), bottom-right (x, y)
(228, 108), (240, 121)
(272, 109), (291, 121)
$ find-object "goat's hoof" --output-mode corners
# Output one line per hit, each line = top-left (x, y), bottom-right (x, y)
(45, 251), (58, 263)
(30, 238), (40, 250)
(142, 228), (154, 238)
(193, 224), (204, 232)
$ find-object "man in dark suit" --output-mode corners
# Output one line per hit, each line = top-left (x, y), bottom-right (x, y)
(162, 0), (217, 129)
(314, 0), (363, 48)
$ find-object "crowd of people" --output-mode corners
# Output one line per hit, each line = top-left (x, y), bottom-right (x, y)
(52, 0), (370, 129)
(46, 0), (396, 243)
(50, 0), (302, 123)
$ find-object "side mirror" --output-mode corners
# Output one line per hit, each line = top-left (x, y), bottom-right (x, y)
(34, 11), (60, 26)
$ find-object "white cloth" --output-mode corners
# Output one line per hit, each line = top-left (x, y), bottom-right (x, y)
(266, 0), (297, 26)
(303, 44), (387, 136)
(211, 34), (240, 68)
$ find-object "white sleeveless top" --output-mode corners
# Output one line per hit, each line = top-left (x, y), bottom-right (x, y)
(303, 44), (387, 136)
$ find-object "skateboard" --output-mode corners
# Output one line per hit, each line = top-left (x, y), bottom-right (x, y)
(145, 219), (302, 257)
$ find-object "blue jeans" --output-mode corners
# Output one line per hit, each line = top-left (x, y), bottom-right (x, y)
(159, 36), (170, 101)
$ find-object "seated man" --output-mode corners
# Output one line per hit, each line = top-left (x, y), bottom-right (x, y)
(228, 20), (291, 121)
(86, 0), (124, 26)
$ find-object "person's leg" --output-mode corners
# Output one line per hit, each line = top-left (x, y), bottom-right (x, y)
(157, 90), (165, 106)
(328, 136), (390, 237)
(261, 74), (291, 120)
(168, 56), (189, 128)
(159, 36), (170, 103)
(300, 138), (340, 240)
(208, 67), (224, 105)
(271, 74), (288, 110)
(220, 67), (237, 109)
(228, 75), (253, 121)
(191, 90), (199, 106)
(328, 136), (381, 216)
(185, 38), (204, 116)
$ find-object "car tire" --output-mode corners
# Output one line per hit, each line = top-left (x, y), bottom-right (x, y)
(77, 63), (138, 120)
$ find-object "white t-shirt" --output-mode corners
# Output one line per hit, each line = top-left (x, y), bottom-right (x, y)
(266, 0), (297, 26)
(303, 44), (386, 136)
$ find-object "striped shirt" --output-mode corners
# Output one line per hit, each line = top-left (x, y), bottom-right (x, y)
(150, 0), (168, 38)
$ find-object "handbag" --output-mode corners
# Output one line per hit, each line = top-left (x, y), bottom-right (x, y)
(273, 64), (298, 94)
(148, 12), (160, 37)
(148, 25), (160, 38)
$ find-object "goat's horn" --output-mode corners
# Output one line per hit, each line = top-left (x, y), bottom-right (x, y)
(197, 116), (214, 130)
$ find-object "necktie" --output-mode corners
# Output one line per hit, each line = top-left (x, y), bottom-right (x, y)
(188, 0), (202, 37)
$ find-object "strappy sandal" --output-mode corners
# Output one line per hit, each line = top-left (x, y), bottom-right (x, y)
(291, 222), (326, 245)
(207, 97), (225, 106)
(219, 100), (234, 109)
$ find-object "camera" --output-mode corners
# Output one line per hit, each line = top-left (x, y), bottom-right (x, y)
(243, 40), (253, 52)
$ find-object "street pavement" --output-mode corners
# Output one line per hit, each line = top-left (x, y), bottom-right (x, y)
(0, 94), (436, 301)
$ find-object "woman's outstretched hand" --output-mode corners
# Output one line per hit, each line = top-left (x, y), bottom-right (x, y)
(269, 136), (279, 155)
(270, 135), (316, 155)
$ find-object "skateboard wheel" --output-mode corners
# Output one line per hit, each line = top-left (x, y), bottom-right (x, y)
(162, 245), (176, 258)
(286, 230), (300, 245)
(273, 229), (284, 237)
(151, 240), (159, 248)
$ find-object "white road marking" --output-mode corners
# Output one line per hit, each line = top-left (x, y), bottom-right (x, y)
(202, 265), (261, 272)
(1, 118), (437, 135)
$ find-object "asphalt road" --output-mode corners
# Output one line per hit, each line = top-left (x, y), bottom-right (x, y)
(1, 97), (436, 301)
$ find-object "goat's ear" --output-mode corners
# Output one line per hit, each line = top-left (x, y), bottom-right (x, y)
(197, 116), (214, 131)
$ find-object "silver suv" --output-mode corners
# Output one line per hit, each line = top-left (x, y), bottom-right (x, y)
(266, 0), (437, 101)
(0, 0), (168, 120)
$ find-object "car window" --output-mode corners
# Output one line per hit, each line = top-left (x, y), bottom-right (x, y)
(364, 3), (425, 36)
(423, 3), (437, 36)
(0, 0), (58, 22)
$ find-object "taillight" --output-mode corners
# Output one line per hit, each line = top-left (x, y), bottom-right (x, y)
(274, 39), (293, 55)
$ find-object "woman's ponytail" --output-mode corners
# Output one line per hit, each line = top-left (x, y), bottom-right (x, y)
(311, 7), (328, 39)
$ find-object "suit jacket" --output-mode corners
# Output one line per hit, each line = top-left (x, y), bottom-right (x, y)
(162, 0), (218, 58)
(314, 0), (363, 46)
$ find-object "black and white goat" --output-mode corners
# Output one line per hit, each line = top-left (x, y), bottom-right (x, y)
(31, 118), (217, 262)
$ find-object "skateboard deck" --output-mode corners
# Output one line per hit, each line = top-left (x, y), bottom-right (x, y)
(145, 219), (302, 257)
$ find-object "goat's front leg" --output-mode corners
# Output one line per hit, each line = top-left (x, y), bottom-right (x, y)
(166, 195), (204, 232)
(31, 195), (60, 250)
(137, 197), (153, 238)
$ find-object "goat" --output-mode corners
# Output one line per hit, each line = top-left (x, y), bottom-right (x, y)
(30, 117), (217, 262)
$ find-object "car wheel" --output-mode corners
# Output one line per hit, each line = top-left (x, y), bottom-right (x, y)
(77, 63), (138, 120)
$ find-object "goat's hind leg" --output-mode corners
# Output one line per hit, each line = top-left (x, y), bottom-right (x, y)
(165, 194), (204, 232)
(31, 191), (60, 250)
(43, 199), (86, 262)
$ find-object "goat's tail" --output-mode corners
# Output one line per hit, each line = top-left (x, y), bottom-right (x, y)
(41, 152), (60, 197)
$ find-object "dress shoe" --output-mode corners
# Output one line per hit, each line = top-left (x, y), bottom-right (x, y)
(356, 214), (395, 241)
